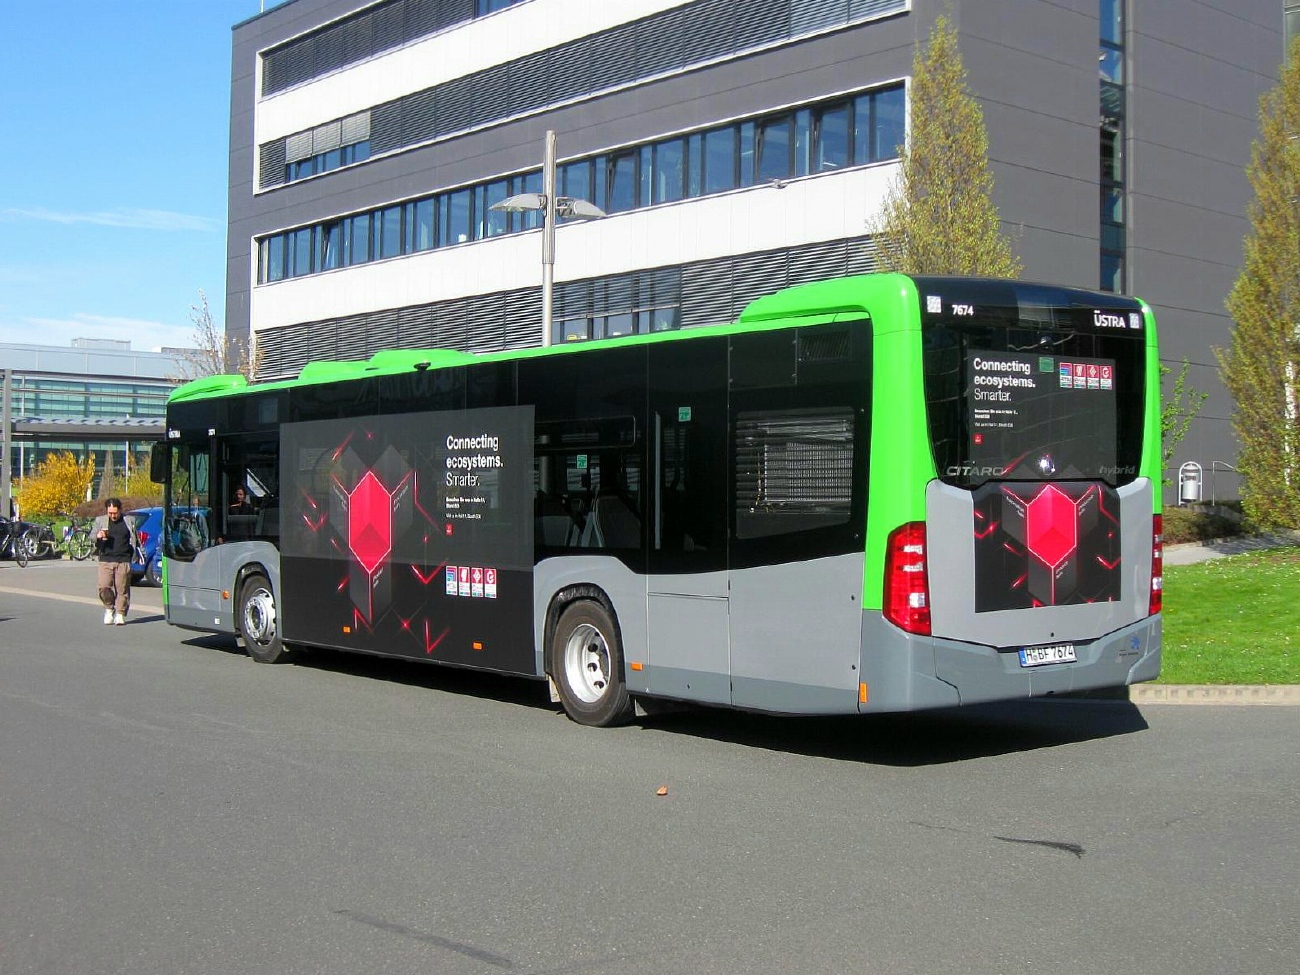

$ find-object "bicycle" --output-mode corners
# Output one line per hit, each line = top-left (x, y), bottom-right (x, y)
(0, 520), (30, 568)
(21, 522), (58, 560)
(62, 517), (95, 561)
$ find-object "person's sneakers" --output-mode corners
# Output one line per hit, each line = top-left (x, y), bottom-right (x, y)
(103, 608), (114, 625)
(113, 613), (126, 626)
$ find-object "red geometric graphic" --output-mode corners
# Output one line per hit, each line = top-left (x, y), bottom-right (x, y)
(347, 470), (393, 575)
(1025, 484), (1078, 570)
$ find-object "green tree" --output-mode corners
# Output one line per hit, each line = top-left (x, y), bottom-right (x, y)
(1220, 38), (1300, 530)
(122, 455), (162, 503)
(872, 14), (1021, 277)
(1161, 359), (1208, 486)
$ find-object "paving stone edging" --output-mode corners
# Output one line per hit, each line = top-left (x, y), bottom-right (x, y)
(1129, 684), (1300, 706)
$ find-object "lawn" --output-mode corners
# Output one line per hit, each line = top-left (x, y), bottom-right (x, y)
(1159, 546), (1300, 684)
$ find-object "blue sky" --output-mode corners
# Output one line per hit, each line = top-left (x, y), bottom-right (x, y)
(0, 1), (285, 352)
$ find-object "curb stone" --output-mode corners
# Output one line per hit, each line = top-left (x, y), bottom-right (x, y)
(1130, 684), (1300, 706)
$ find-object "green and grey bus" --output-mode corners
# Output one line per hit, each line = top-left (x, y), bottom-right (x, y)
(153, 274), (1162, 726)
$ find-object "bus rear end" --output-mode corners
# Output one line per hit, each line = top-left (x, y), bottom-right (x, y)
(863, 276), (1161, 710)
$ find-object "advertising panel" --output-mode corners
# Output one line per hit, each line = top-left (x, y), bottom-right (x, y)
(280, 406), (535, 673)
(966, 350), (1118, 482)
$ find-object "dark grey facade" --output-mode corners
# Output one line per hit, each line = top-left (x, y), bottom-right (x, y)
(227, 0), (1287, 499)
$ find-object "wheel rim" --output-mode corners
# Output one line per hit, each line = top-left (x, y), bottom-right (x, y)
(242, 586), (277, 646)
(562, 622), (611, 704)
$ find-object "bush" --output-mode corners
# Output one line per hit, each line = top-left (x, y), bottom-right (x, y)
(1164, 504), (1246, 545)
(15, 451), (94, 519)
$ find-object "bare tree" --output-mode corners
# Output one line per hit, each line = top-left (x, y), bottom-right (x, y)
(173, 290), (261, 382)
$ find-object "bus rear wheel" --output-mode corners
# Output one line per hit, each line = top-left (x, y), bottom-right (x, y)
(550, 600), (634, 727)
(239, 573), (289, 664)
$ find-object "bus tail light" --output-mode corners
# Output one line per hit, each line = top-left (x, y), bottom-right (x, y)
(884, 521), (931, 636)
(1149, 514), (1163, 616)
(136, 530), (150, 547)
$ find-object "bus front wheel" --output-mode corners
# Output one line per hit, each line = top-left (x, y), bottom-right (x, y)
(239, 573), (289, 664)
(550, 600), (634, 727)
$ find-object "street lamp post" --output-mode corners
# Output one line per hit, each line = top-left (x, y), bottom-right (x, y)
(491, 130), (605, 347)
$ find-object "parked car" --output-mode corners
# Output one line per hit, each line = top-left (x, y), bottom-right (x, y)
(126, 506), (212, 586)
(143, 546), (164, 588)
(124, 507), (163, 585)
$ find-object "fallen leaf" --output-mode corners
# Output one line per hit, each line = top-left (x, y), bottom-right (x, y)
(656, 785), (668, 796)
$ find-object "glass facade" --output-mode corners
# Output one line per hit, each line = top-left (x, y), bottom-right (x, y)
(2, 362), (177, 485)
(1287, 2), (1300, 51)
(10, 377), (170, 421)
(256, 84), (905, 286)
(1100, 0), (1127, 292)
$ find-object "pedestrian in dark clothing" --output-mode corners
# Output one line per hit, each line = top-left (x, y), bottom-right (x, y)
(93, 497), (139, 625)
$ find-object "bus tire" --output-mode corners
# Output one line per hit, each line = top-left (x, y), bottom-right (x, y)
(550, 599), (634, 727)
(238, 573), (289, 664)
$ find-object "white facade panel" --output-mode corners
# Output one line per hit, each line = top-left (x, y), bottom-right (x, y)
(256, 0), (696, 146)
(250, 162), (898, 334)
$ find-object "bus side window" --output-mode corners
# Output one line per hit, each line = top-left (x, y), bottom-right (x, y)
(658, 422), (703, 551)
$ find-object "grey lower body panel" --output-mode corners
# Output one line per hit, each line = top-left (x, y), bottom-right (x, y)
(163, 541), (280, 639)
(166, 601), (236, 634)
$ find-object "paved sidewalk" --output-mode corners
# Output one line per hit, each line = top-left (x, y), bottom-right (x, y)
(1164, 529), (1300, 566)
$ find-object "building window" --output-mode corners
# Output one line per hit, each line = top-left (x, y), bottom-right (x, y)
(478, 0), (527, 14)
(281, 113), (371, 186)
(757, 115), (793, 184)
(254, 84), (906, 285)
(703, 127), (738, 194)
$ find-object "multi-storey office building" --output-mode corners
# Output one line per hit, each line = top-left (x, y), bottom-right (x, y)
(0, 341), (186, 508)
(229, 0), (1288, 498)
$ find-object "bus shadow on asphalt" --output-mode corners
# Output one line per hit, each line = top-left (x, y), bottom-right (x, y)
(172, 636), (1150, 764)
(638, 698), (1151, 766)
(179, 633), (252, 659)
(277, 645), (556, 712)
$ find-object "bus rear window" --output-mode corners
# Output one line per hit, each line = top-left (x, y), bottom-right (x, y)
(917, 280), (1146, 489)
(966, 349), (1117, 481)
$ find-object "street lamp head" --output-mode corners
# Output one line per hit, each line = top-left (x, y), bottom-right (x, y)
(556, 197), (607, 220)
(489, 193), (546, 213)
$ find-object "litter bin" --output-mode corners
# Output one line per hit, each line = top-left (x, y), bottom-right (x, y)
(1178, 461), (1202, 505)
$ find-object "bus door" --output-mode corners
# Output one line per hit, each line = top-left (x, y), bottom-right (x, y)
(160, 436), (225, 630)
(726, 323), (872, 713)
(215, 433), (281, 585)
(645, 339), (731, 705)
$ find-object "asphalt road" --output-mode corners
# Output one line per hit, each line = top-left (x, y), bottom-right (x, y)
(2, 559), (1298, 975)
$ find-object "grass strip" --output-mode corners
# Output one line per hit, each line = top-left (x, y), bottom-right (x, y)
(1159, 546), (1300, 684)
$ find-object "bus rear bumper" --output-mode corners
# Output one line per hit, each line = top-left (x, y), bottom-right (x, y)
(860, 614), (1161, 711)
(934, 615), (1161, 706)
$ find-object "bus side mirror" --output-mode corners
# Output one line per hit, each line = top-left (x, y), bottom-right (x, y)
(150, 442), (169, 484)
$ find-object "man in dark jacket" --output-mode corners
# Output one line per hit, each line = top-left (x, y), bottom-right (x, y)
(92, 497), (139, 625)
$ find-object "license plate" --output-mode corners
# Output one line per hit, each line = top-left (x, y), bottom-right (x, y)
(1019, 643), (1077, 668)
